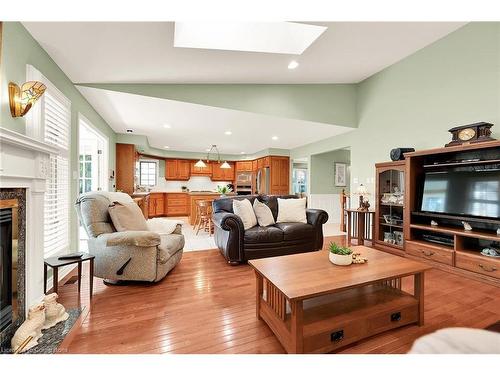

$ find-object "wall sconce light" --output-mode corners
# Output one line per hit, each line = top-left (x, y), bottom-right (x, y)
(8, 81), (46, 117)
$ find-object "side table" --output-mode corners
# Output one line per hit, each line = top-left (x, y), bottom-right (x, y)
(345, 209), (375, 246)
(44, 253), (95, 299)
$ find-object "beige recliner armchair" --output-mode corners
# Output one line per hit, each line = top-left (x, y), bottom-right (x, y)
(75, 192), (184, 283)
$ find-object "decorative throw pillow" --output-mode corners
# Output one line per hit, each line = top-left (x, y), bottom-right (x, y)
(253, 199), (275, 227)
(276, 198), (307, 223)
(108, 202), (149, 232)
(232, 199), (258, 230)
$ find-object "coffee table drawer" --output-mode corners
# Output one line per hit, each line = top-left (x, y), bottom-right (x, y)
(303, 321), (364, 353)
(367, 304), (418, 333)
(406, 241), (454, 266)
(456, 251), (500, 279)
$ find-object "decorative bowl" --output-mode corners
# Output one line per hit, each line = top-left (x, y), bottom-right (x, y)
(329, 252), (353, 266)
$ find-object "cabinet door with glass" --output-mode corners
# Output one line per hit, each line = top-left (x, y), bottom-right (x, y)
(374, 161), (406, 253)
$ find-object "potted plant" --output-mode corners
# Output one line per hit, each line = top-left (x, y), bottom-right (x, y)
(216, 185), (233, 197)
(329, 242), (353, 266)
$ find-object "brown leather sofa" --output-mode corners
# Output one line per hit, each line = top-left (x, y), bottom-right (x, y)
(212, 194), (328, 264)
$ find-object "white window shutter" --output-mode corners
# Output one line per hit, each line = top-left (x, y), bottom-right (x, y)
(42, 79), (71, 257)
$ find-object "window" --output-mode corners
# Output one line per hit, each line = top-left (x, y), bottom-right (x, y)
(139, 161), (158, 186)
(79, 154), (93, 194)
(27, 65), (71, 257)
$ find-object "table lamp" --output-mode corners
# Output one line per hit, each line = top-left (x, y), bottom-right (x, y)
(355, 184), (370, 211)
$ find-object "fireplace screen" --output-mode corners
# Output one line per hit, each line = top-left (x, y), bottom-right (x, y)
(0, 203), (19, 332)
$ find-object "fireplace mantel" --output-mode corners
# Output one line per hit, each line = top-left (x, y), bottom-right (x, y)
(0, 126), (59, 313)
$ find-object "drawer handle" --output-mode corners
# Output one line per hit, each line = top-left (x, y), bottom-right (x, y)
(479, 264), (497, 272)
(421, 250), (435, 257)
(391, 312), (402, 322)
(330, 330), (344, 342)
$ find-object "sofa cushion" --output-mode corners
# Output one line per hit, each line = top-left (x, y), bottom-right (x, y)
(253, 199), (275, 227)
(276, 198), (307, 223)
(273, 222), (314, 241)
(244, 226), (284, 244)
(108, 202), (148, 232)
(233, 198), (257, 230)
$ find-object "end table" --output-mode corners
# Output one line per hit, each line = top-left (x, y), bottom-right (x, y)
(44, 253), (95, 299)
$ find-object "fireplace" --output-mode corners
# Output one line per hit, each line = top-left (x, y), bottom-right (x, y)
(0, 190), (26, 350)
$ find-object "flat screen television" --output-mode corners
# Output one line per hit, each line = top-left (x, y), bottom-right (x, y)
(420, 169), (500, 219)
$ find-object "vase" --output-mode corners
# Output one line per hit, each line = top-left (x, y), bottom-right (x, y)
(329, 252), (353, 266)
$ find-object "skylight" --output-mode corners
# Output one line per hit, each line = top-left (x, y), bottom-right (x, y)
(174, 22), (327, 55)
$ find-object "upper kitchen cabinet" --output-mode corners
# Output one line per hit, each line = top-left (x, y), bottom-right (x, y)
(270, 156), (290, 195)
(166, 159), (190, 180)
(116, 143), (137, 194)
(235, 161), (253, 172)
(212, 162), (235, 181)
(190, 160), (213, 176)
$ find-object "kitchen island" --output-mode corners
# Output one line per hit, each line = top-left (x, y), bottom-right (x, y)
(187, 192), (235, 225)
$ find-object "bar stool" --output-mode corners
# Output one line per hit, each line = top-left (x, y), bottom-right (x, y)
(195, 200), (214, 236)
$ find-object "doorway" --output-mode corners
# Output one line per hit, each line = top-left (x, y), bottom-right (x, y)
(292, 158), (309, 197)
(78, 114), (109, 251)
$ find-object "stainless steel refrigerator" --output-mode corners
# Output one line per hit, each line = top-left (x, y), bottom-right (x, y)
(256, 167), (270, 194)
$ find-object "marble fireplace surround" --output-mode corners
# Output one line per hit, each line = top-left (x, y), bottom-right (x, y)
(0, 126), (59, 319)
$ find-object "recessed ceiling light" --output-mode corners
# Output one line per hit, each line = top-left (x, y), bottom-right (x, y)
(288, 60), (299, 70)
(206, 148), (211, 152)
(224, 131), (232, 135)
(126, 129), (133, 133)
(272, 136), (278, 140)
(240, 152), (245, 154)
(164, 146), (170, 149)
(174, 22), (327, 55)
(163, 124), (171, 129)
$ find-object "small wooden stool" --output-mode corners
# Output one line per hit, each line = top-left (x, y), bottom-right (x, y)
(44, 253), (95, 299)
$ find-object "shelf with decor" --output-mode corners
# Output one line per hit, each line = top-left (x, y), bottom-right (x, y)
(374, 160), (406, 256)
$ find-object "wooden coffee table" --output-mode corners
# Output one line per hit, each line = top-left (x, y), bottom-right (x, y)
(249, 246), (432, 354)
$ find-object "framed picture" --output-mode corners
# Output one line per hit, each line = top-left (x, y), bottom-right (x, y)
(334, 162), (347, 187)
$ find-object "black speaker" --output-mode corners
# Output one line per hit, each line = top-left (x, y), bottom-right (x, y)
(390, 148), (415, 161)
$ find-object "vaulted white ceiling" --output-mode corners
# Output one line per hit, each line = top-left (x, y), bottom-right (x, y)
(77, 86), (354, 154)
(23, 22), (465, 84)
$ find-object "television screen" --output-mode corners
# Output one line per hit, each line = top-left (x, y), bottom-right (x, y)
(420, 170), (500, 218)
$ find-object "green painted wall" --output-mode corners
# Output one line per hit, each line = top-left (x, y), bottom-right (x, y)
(310, 149), (350, 194)
(292, 22), (500, 196)
(77, 83), (358, 127)
(0, 22), (117, 248)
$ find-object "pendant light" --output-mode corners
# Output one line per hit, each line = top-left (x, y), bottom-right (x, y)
(202, 145), (232, 169)
(194, 159), (207, 168)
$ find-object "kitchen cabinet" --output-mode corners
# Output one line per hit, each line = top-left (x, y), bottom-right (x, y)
(166, 159), (190, 180)
(149, 193), (165, 217)
(165, 193), (189, 216)
(178, 160), (191, 179)
(116, 143), (137, 194)
(236, 161), (253, 172)
(270, 156), (290, 195)
(190, 160), (213, 176)
(165, 159), (178, 180)
(212, 162), (235, 181)
(252, 160), (258, 172)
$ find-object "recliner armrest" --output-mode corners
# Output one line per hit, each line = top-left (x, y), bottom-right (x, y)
(306, 209), (329, 226)
(212, 212), (244, 234)
(98, 231), (161, 248)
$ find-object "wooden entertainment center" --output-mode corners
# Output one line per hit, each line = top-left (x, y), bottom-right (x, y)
(374, 141), (500, 286)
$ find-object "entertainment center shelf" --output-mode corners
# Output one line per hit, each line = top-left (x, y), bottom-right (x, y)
(374, 140), (500, 286)
(410, 223), (500, 242)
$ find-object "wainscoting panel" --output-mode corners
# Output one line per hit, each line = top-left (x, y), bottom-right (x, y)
(308, 194), (341, 224)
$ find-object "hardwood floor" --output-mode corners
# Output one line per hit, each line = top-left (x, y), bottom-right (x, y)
(57, 236), (500, 354)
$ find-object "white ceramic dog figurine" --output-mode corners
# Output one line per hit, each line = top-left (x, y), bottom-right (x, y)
(43, 293), (69, 329)
(462, 221), (472, 231)
(11, 303), (46, 353)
